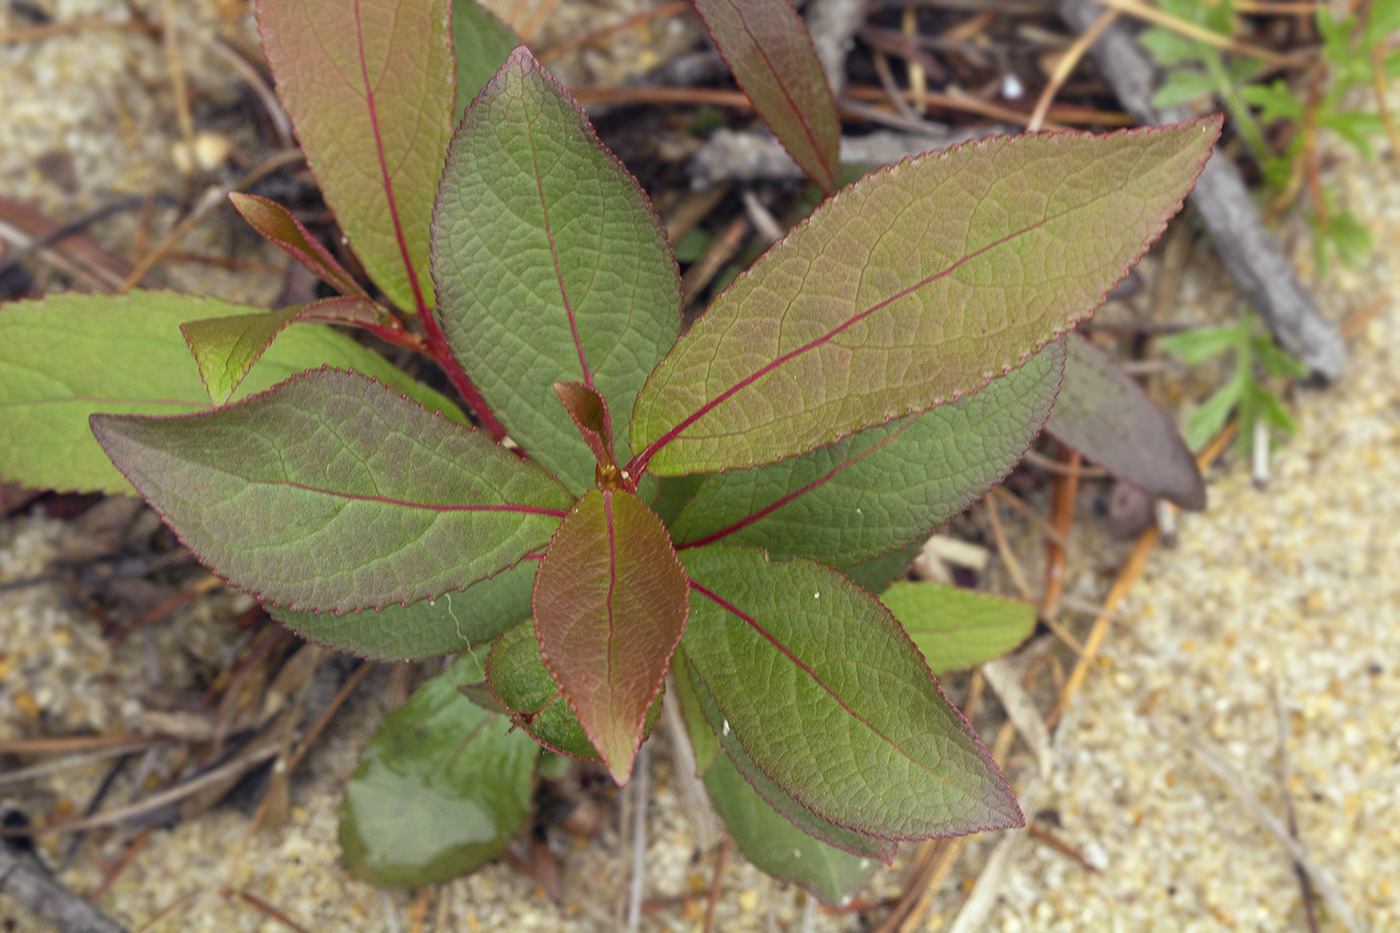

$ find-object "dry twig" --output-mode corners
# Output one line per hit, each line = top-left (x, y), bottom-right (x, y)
(0, 846), (130, 933)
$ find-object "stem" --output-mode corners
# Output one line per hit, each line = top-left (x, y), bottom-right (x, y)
(413, 304), (509, 442)
(1203, 48), (1273, 167)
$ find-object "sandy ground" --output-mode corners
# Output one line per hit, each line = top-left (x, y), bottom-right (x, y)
(2, 1), (1396, 931)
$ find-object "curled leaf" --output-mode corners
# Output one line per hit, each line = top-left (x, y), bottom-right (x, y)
(181, 297), (391, 405)
(228, 193), (367, 297)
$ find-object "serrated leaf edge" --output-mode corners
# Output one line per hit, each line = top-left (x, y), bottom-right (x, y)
(89, 366), (569, 614)
(530, 489), (690, 783)
(629, 117), (1223, 475)
(429, 46), (683, 385)
(673, 339), (1068, 555)
(687, 546), (1025, 840)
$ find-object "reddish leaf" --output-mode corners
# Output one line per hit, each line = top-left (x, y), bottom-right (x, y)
(91, 368), (572, 612)
(228, 193), (368, 298)
(257, 0), (454, 313)
(631, 119), (1222, 476)
(1046, 333), (1206, 509)
(692, 0), (841, 192)
(532, 488), (689, 783)
(554, 382), (615, 471)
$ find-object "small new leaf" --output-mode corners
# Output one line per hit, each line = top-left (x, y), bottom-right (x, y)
(91, 368), (572, 612)
(632, 118), (1221, 475)
(532, 488), (689, 783)
(228, 193), (368, 298)
(182, 297), (390, 405)
(555, 381), (616, 474)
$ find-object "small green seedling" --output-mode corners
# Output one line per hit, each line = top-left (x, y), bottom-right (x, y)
(0, 0), (1219, 905)
(1159, 309), (1308, 454)
(1143, 0), (1397, 272)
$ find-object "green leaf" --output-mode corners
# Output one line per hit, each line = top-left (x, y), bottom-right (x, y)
(1249, 380), (1296, 435)
(488, 618), (600, 760)
(433, 48), (681, 493)
(1252, 334), (1309, 380)
(837, 539), (922, 595)
(648, 473), (706, 528)
(692, 0), (841, 192)
(271, 559), (536, 661)
(1321, 111), (1384, 158)
(91, 368), (571, 612)
(631, 118), (1221, 475)
(1315, 206), (1374, 268)
(879, 582), (1035, 674)
(668, 340), (1065, 565)
(0, 291), (463, 495)
(258, 0), (454, 312)
(1046, 333), (1205, 509)
(671, 645), (719, 775)
(685, 659), (896, 863)
(532, 488), (689, 783)
(1152, 70), (1218, 108)
(181, 297), (389, 405)
(705, 752), (882, 908)
(228, 193), (367, 297)
(681, 545), (1022, 840)
(554, 381), (615, 469)
(340, 654), (538, 885)
(1139, 27), (1203, 66)
(486, 617), (664, 760)
(672, 227), (713, 263)
(1158, 321), (1245, 366)
(1183, 377), (1242, 451)
(1241, 81), (1305, 124)
(450, 0), (519, 124)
